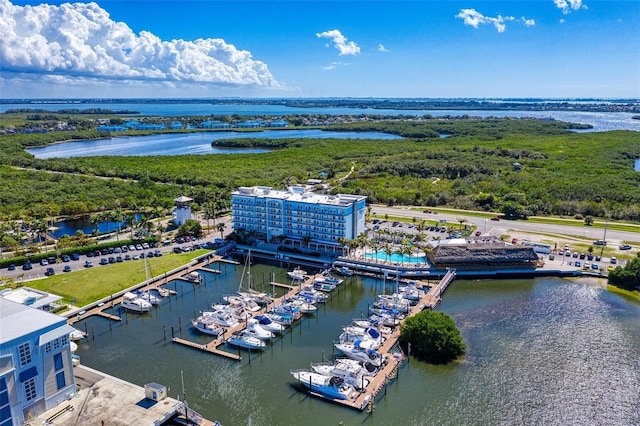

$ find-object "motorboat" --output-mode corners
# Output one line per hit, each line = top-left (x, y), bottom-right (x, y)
(340, 325), (383, 349)
(252, 315), (287, 333)
(132, 289), (162, 305)
(353, 318), (394, 333)
(202, 309), (239, 328)
(263, 312), (294, 327)
(290, 370), (356, 401)
(185, 271), (202, 284)
(212, 301), (250, 322)
(399, 283), (423, 302)
(287, 266), (307, 281)
(334, 341), (384, 367)
(271, 303), (302, 321)
(312, 278), (336, 293)
(227, 330), (266, 350)
(375, 294), (411, 313)
(154, 287), (171, 298)
(70, 341), (78, 353)
(285, 298), (317, 314)
(191, 316), (224, 336)
(297, 286), (328, 304)
(223, 295), (261, 312)
(69, 327), (86, 341)
(311, 359), (371, 390)
(244, 320), (275, 340)
(322, 275), (344, 286)
(333, 266), (354, 277)
(121, 292), (153, 313)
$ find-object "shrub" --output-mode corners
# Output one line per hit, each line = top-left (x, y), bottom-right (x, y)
(399, 310), (466, 364)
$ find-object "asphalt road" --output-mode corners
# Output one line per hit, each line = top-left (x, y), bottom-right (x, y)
(369, 205), (640, 246)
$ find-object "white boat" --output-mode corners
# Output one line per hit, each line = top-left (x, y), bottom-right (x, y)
(212, 301), (250, 322)
(312, 278), (337, 293)
(287, 266), (307, 281)
(340, 325), (383, 349)
(333, 266), (354, 277)
(121, 292), (153, 313)
(271, 303), (302, 320)
(244, 320), (275, 340)
(297, 286), (328, 304)
(185, 271), (202, 283)
(202, 309), (239, 328)
(399, 283), (423, 302)
(154, 287), (171, 298)
(70, 341), (78, 353)
(375, 294), (411, 313)
(227, 330), (266, 350)
(223, 295), (261, 312)
(252, 315), (287, 333)
(334, 341), (384, 367)
(263, 312), (294, 327)
(286, 298), (317, 314)
(322, 275), (344, 286)
(291, 370), (356, 401)
(69, 327), (86, 341)
(133, 289), (162, 305)
(311, 359), (371, 390)
(191, 316), (224, 336)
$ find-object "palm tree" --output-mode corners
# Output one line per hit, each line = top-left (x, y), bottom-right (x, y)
(216, 222), (226, 239)
(32, 219), (49, 254)
(456, 217), (467, 231)
(112, 206), (124, 241)
(124, 214), (136, 240)
(382, 243), (394, 264)
(90, 215), (100, 236)
(203, 202), (216, 234)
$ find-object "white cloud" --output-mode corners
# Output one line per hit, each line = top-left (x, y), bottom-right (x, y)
(456, 9), (534, 33)
(316, 29), (360, 56)
(0, 0), (280, 88)
(559, 18), (566, 24)
(554, 0), (587, 14)
(378, 44), (390, 53)
(322, 61), (349, 71)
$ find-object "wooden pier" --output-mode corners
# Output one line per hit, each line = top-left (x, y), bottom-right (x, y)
(171, 337), (242, 361)
(301, 269), (457, 411)
(201, 267), (221, 274)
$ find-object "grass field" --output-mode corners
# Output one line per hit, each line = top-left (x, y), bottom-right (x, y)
(25, 250), (209, 308)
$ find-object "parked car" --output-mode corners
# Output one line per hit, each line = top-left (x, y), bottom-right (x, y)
(572, 252), (578, 258)
(595, 255), (601, 261)
(593, 240), (607, 246)
(579, 253), (585, 259)
(490, 217), (500, 221)
(475, 231), (482, 236)
(586, 254), (594, 261)
(108, 256), (116, 264)
(575, 261), (581, 268)
(62, 254), (71, 262)
(63, 265), (72, 272)
(591, 263), (599, 270)
(511, 238), (518, 244)
(142, 242), (150, 250)
(154, 250), (162, 257)
(23, 261), (33, 270)
(40, 259), (48, 266)
(84, 260), (93, 268)
(129, 245), (136, 251)
(8, 264), (16, 271)
(135, 244), (143, 250)
(619, 244), (632, 250)
(124, 254), (131, 261)
(610, 257), (617, 264)
(45, 267), (55, 276)
(173, 247), (182, 254)
(71, 253), (80, 261)
(100, 258), (108, 265)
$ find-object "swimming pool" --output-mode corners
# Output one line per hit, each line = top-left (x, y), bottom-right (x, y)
(364, 251), (426, 264)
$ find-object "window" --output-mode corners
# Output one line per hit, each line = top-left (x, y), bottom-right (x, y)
(55, 372), (66, 390)
(54, 353), (63, 371)
(18, 343), (31, 366)
(24, 378), (36, 401)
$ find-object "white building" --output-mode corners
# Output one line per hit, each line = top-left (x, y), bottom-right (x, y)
(231, 186), (367, 249)
(172, 195), (193, 226)
(0, 299), (76, 426)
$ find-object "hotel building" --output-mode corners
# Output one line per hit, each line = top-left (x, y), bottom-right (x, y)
(231, 186), (367, 250)
(0, 299), (76, 426)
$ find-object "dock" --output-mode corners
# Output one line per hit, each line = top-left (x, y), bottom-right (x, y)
(299, 269), (457, 411)
(172, 336), (242, 360)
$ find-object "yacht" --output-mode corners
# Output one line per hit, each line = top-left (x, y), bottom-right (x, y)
(333, 266), (354, 277)
(227, 330), (266, 350)
(191, 316), (223, 336)
(290, 370), (357, 401)
(244, 321), (274, 341)
(311, 359), (372, 390)
(201, 309), (239, 328)
(287, 266), (307, 281)
(185, 271), (203, 283)
(252, 315), (287, 333)
(334, 341), (384, 367)
(121, 292), (153, 313)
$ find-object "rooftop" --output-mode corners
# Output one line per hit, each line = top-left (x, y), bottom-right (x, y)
(234, 186), (365, 206)
(0, 298), (67, 345)
(0, 286), (62, 309)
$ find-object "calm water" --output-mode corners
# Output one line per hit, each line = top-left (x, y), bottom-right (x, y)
(74, 261), (640, 425)
(26, 130), (402, 159)
(50, 214), (141, 239)
(4, 102), (640, 132)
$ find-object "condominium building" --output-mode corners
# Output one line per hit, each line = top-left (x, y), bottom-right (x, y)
(0, 299), (76, 426)
(231, 186), (367, 248)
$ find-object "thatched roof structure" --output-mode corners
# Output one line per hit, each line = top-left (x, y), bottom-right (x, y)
(428, 242), (540, 270)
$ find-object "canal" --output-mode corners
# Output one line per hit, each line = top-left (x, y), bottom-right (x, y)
(74, 260), (640, 425)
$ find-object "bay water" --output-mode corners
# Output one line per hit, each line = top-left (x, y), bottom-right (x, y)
(74, 260), (640, 425)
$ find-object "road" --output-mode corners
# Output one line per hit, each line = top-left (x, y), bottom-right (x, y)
(370, 205), (640, 246)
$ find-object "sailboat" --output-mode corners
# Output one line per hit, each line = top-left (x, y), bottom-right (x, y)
(236, 250), (272, 306)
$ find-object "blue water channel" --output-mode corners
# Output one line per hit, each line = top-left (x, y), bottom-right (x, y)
(73, 257), (640, 425)
(364, 251), (427, 264)
(26, 130), (402, 159)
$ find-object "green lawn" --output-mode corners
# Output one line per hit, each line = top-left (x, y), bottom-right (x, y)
(26, 250), (209, 308)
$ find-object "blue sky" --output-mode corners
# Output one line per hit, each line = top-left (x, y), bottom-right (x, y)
(1, 0), (638, 98)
